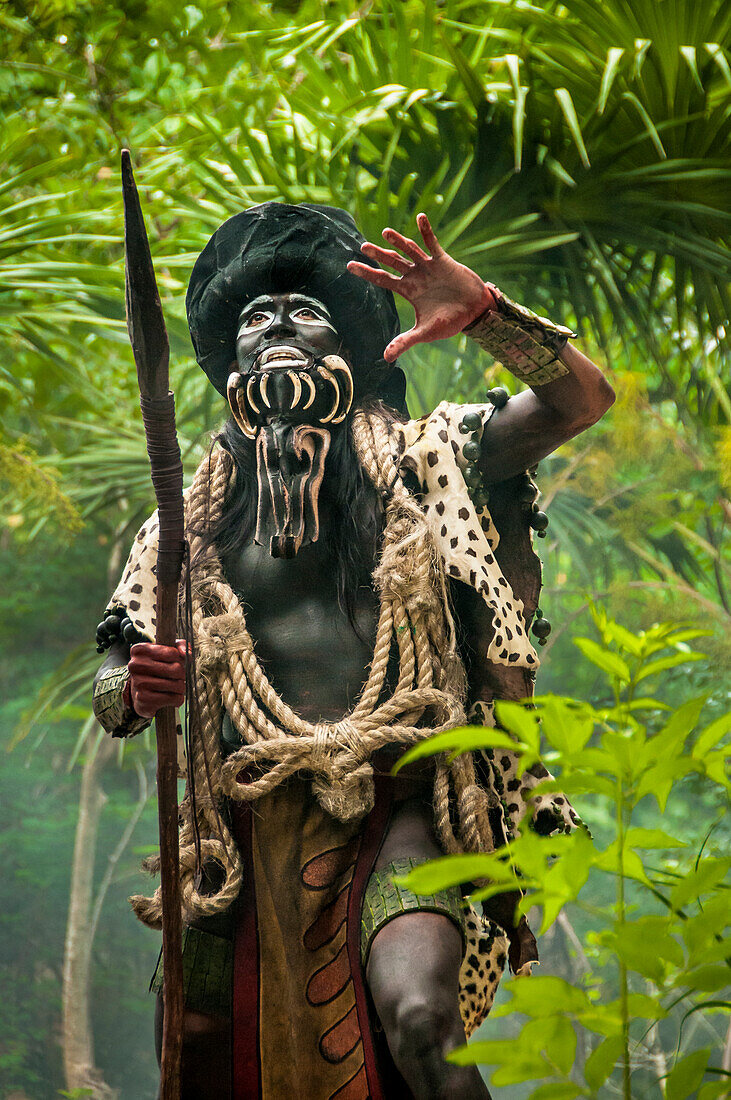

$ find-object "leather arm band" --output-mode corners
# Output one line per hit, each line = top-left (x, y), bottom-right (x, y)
(465, 285), (576, 386)
(92, 665), (150, 738)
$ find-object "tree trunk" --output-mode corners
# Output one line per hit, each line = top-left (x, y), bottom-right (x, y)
(61, 717), (118, 1099)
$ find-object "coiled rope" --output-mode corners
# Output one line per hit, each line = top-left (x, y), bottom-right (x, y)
(131, 407), (496, 929)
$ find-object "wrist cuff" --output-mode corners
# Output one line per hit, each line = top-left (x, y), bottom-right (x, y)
(93, 665), (150, 738)
(465, 287), (575, 386)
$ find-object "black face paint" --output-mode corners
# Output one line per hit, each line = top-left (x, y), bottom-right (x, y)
(227, 293), (354, 438)
(225, 293), (355, 558)
(235, 293), (342, 369)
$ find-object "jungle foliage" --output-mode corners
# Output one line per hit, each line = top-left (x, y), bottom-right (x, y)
(1, 1), (729, 1097)
(397, 611), (730, 1098)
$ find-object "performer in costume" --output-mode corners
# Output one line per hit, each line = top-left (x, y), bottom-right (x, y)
(93, 204), (614, 1099)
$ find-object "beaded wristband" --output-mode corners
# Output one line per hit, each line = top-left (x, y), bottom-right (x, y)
(465, 286), (576, 386)
(92, 665), (150, 738)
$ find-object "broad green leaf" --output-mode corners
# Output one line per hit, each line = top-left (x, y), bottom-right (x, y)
(537, 1015), (577, 1078)
(394, 853), (516, 895)
(493, 701), (540, 754)
(652, 696), (708, 756)
(625, 827), (686, 850)
(698, 1083), (731, 1099)
(626, 993), (668, 1020)
(665, 1048), (711, 1100)
(600, 618), (642, 655)
(703, 750), (731, 788)
(670, 858), (730, 909)
(609, 916), (682, 981)
(392, 725), (521, 772)
(636, 757), (696, 812)
(676, 965), (731, 993)
(573, 638), (630, 682)
(539, 696), (594, 754)
(493, 975), (592, 1020)
(635, 652), (704, 682)
(584, 1034), (624, 1091)
(693, 712), (731, 759)
(529, 1084), (582, 1100)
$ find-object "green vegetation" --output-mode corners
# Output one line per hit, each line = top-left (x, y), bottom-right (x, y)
(397, 612), (730, 1098)
(1, 1), (728, 1097)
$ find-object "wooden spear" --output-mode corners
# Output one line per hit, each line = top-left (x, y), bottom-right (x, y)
(121, 149), (185, 1100)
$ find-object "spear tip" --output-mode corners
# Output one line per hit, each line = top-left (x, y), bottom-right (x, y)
(122, 150), (169, 399)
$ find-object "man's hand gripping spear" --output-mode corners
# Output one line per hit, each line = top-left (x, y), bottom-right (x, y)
(121, 149), (185, 1100)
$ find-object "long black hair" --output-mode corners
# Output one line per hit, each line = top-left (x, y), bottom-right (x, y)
(201, 401), (403, 628)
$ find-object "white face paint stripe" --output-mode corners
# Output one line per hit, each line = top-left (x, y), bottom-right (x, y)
(237, 298), (337, 339)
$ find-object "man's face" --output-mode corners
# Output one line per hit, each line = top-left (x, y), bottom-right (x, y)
(229, 292), (353, 434)
(235, 293), (342, 372)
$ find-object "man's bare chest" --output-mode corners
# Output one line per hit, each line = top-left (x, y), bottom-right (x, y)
(220, 534), (380, 721)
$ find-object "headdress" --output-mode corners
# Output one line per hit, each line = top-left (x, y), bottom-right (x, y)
(186, 202), (406, 409)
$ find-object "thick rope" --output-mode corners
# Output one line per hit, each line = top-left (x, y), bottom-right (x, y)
(133, 406), (496, 928)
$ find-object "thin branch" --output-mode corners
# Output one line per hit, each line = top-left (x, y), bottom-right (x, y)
(88, 759), (150, 946)
(539, 444), (593, 510)
(625, 540), (729, 618)
(557, 909), (591, 973)
(723, 1015), (731, 1074)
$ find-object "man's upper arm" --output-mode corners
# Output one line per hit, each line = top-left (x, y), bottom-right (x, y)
(478, 391), (577, 484)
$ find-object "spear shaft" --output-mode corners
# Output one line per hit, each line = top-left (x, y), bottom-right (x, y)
(122, 149), (184, 1100)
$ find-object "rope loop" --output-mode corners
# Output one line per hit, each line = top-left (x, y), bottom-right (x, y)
(133, 405), (495, 929)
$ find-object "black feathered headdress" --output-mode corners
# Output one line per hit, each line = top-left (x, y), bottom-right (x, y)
(186, 202), (406, 410)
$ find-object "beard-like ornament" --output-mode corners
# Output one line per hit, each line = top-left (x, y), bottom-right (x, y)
(226, 354), (354, 558)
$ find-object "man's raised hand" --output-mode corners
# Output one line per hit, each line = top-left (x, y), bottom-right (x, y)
(126, 640), (187, 719)
(347, 213), (496, 361)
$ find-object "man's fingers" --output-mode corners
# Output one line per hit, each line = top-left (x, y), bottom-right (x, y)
(360, 242), (413, 275)
(132, 690), (185, 720)
(381, 227), (429, 263)
(347, 260), (401, 289)
(128, 655), (186, 681)
(131, 673), (185, 695)
(130, 642), (185, 664)
(384, 324), (429, 361)
(416, 213), (443, 256)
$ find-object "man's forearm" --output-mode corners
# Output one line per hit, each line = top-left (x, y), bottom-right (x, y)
(533, 340), (615, 430)
(92, 639), (150, 738)
(464, 289), (615, 482)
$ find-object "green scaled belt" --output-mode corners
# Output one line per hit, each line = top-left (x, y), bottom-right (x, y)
(360, 857), (466, 968)
(150, 926), (233, 1019)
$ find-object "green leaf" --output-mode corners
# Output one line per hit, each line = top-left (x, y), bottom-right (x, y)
(608, 916), (683, 982)
(635, 757), (695, 812)
(539, 696), (594, 754)
(698, 1083), (731, 1099)
(392, 725), (521, 772)
(677, 965), (731, 993)
(670, 858), (730, 909)
(554, 88), (590, 168)
(654, 696), (708, 755)
(493, 975), (592, 1020)
(493, 701), (540, 754)
(529, 1085), (582, 1100)
(573, 638), (630, 682)
(584, 1034), (624, 1091)
(665, 1048), (711, 1100)
(601, 618), (642, 655)
(625, 827), (686, 850)
(598, 47), (625, 113)
(394, 853), (515, 894)
(635, 652), (704, 682)
(626, 993), (667, 1020)
(693, 712), (731, 759)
